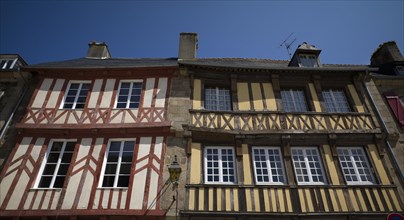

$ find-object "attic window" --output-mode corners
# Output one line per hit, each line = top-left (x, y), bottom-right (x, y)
(0, 59), (17, 70)
(299, 54), (318, 67)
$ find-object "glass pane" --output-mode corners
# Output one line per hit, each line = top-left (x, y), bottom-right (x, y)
(102, 176), (115, 187)
(117, 176), (130, 187)
(53, 176), (66, 188)
(38, 176), (52, 188)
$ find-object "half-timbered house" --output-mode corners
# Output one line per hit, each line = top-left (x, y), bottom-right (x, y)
(178, 33), (404, 220)
(0, 42), (178, 220)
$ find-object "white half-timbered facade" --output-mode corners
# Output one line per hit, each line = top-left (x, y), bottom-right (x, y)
(0, 43), (177, 220)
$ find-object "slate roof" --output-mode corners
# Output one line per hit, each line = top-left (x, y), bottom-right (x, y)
(25, 57), (178, 69)
(179, 58), (371, 71)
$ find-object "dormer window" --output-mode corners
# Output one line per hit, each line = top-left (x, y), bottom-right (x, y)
(396, 66), (404, 76)
(299, 54), (318, 67)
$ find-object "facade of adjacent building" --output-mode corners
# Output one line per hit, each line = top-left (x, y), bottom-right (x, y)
(366, 41), (404, 196)
(0, 43), (181, 220)
(178, 33), (403, 220)
(0, 54), (31, 170)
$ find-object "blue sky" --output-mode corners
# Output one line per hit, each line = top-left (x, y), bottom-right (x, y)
(1, 1), (403, 65)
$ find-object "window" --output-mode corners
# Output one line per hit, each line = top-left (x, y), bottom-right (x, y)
(396, 66), (404, 76)
(299, 54), (318, 67)
(100, 140), (135, 188)
(204, 146), (236, 183)
(281, 89), (308, 112)
(252, 147), (286, 184)
(36, 140), (76, 188)
(322, 89), (351, 113)
(204, 86), (231, 111)
(291, 147), (326, 185)
(62, 82), (91, 109)
(115, 81), (142, 109)
(337, 147), (375, 185)
(0, 59), (17, 70)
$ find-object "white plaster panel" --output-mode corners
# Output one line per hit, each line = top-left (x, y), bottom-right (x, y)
(45, 79), (65, 108)
(154, 136), (163, 159)
(110, 110), (123, 123)
(61, 170), (83, 209)
(130, 169), (147, 209)
(13, 137), (32, 163)
(54, 110), (67, 124)
(32, 78), (52, 108)
(77, 174), (93, 209)
(124, 110), (138, 123)
(23, 191), (34, 209)
(147, 170), (159, 209)
(67, 110), (83, 124)
(88, 79), (103, 108)
(136, 159), (148, 170)
(101, 189), (110, 209)
(152, 159), (160, 170)
(50, 191), (60, 210)
(32, 190), (43, 210)
(111, 190), (118, 209)
(0, 172), (17, 206)
(155, 77), (167, 108)
(93, 190), (100, 209)
(41, 190), (52, 210)
(120, 190), (127, 209)
(138, 137), (152, 159)
(143, 78), (155, 108)
(32, 138), (45, 161)
(100, 79), (115, 108)
(6, 172), (29, 210)
(25, 117), (35, 124)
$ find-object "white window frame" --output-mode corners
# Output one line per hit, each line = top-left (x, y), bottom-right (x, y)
(396, 66), (404, 76)
(204, 146), (236, 184)
(322, 89), (351, 113)
(114, 80), (143, 109)
(281, 89), (309, 112)
(291, 147), (327, 185)
(204, 86), (232, 111)
(299, 54), (318, 67)
(99, 138), (136, 188)
(0, 58), (17, 70)
(34, 139), (77, 189)
(60, 81), (91, 109)
(252, 146), (286, 185)
(337, 147), (375, 185)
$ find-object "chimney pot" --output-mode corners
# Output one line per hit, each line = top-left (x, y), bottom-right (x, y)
(86, 41), (111, 59)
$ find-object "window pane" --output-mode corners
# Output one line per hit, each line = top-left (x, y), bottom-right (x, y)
(323, 89), (350, 113)
(116, 81), (142, 109)
(63, 82), (90, 109)
(337, 147), (374, 184)
(205, 87), (231, 111)
(291, 147), (325, 184)
(205, 147), (235, 183)
(281, 89), (308, 112)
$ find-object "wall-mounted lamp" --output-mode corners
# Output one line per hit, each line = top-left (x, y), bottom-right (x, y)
(168, 155), (182, 185)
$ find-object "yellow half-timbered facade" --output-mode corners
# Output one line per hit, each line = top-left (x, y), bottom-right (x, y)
(178, 36), (403, 220)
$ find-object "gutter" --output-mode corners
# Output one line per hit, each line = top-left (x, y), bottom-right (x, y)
(0, 67), (29, 142)
(362, 73), (404, 187)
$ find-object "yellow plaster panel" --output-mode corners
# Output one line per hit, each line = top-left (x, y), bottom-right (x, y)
(323, 144), (341, 185)
(348, 189), (360, 211)
(253, 188), (260, 212)
(262, 83), (277, 110)
(225, 188), (231, 211)
(251, 83), (264, 110)
(373, 189), (385, 211)
(365, 188), (376, 211)
(348, 84), (365, 112)
(336, 189), (348, 211)
(193, 79), (201, 109)
(356, 189), (367, 211)
(263, 188), (270, 212)
(320, 188), (329, 212)
(216, 188), (222, 211)
(285, 189), (292, 212)
(270, 188), (276, 212)
(329, 189), (339, 211)
(208, 188), (213, 211)
(242, 144), (252, 184)
(245, 188), (252, 211)
(278, 189), (285, 212)
(305, 189), (314, 212)
(190, 143), (201, 184)
(368, 144), (390, 185)
(233, 188), (239, 211)
(382, 189), (393, 210)
(237, 82), (251, 110)
(198, 188), (204, 211)
(298, 189), (306, 212)
(309, 83), (322, 112)
(389, 188), (402, 211)
(189, 188), (195, 210)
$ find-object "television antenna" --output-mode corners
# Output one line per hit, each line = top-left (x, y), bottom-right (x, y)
(279, 32), (296, 59)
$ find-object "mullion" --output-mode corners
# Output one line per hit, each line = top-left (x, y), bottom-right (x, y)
(126, 82), (134, 109)
(50, 142), (66, 188)
(72, 83), (82, 109)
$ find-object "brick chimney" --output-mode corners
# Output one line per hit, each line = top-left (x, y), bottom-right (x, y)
(178, 33), (198, 60)
(86, 41), (111, 59)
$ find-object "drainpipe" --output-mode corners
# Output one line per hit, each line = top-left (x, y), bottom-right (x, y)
(0, 67), (29, 142)
(363, 72), (404, 187)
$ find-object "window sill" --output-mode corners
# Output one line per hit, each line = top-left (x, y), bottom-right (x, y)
(29, 188), (62, 191)
(96, 187), (128, 190)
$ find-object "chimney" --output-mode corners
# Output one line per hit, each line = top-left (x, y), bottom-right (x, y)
(371, 41), (404, 66)
(178, 33), (198, 59)
(86, 41), (111, 59)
